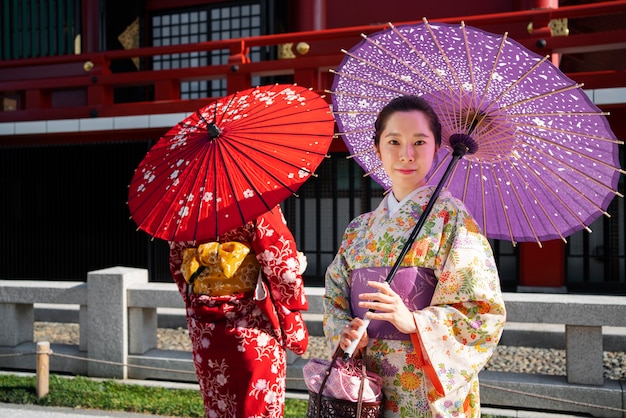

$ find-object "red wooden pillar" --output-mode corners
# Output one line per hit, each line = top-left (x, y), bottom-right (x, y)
(519, 240), (565, 288)
(296, 0), (327, 31)
(82, 0), (101, 53)
(517, 0), (564, 290)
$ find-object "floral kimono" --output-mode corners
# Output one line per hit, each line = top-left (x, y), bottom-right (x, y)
(324, 186), (506, 418)
(169, 205), (308, 418)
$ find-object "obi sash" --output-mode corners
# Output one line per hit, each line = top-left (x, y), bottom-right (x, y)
(181, 241), (260, 296)
(350, 267), (437, 340)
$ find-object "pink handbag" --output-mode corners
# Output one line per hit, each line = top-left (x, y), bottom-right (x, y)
(303, 347), (383, 417)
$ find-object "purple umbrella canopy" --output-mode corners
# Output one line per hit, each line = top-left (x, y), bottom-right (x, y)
(330, 18), (625, 246)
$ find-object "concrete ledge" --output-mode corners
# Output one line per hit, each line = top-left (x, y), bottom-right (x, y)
(503, 293), (626, 327)
(0, 281), (87, 305)
(127, 349), (195, 382)
(4, 277), (626, 417)
(479, 370), (625, 418)
(127, 283), (185, 309)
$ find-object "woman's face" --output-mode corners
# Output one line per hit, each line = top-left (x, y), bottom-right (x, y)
(375, 110), (439, 201)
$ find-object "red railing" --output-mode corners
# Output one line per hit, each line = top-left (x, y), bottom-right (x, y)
(1, 0), (625, 125)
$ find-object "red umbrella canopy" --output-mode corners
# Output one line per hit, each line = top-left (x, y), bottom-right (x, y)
(128, 84), (335, 242)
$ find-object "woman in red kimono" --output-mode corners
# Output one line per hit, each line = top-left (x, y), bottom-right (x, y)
(169, 204), (309, 417)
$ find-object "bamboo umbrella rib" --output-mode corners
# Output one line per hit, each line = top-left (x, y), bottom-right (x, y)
(514, 143), (622, 207)
(425, 148), (453, 182)
(483, 55), (551, 113)
(335, 127), (376, 136)
(338, 45), (435, 98)
(513, 144), (605, 218)
(518, 137), (626, 195)
(434, 104), (516, 160)
(499, 83), (584, 113)
(507, 111), (613, 118)
(465, 23), (511, 125)
(364, 164), (386, 179)
(325, 88), (390, 103)
(460, 160), (472, 202)
(460, 21), (479, 133)
(345, 146), (376, 160)
(329, 69), (415, 98)
(500, 156), (570, 243)
(470, 117), (509, 149)
(479, 164), (488, 237)
(514, 120), (625, 146)
(375, 22), (460, 100)
(511, 150), (595, 235)
(419, 19), (467, 103)
(330, 48), (444, 102)
(333, 110), (379, 116)
(489, 161), (518, 245)
(497, 156), (543, 245)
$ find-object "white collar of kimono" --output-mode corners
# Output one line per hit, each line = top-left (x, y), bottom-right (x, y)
(386, 186), (430, 216)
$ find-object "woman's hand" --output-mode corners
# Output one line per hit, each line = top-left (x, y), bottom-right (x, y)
(358, 280), (417, 334)
(340, 317), (370, 352)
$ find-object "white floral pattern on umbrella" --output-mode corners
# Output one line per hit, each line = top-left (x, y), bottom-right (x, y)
(129, 84), (335, 242)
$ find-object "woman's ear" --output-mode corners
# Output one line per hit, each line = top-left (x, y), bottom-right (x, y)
(374, 143), (381, 159)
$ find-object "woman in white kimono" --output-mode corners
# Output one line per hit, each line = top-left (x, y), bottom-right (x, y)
(324, 95), (506, 417)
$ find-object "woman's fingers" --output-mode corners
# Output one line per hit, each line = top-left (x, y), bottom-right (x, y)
(340, 320), (369, 350)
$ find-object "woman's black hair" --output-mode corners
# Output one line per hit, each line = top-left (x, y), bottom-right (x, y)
(373, 95), (442, 147)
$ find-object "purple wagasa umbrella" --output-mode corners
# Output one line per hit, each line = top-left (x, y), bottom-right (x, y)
(330, 19), (624, 246)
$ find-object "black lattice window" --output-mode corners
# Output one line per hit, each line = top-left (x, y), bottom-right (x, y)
(150, 2), (266, 99)
(1, 0), (80, 59)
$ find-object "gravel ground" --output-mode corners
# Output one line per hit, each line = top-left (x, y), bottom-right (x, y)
(34, 322), (626, 380)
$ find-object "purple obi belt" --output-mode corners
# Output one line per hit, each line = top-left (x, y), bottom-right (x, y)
(350, 267), (436, 341)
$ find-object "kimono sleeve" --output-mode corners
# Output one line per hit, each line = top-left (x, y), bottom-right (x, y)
(251, 205), (308, 311)
(251, 205), (309, 354)
(323, 215), (367, 353)
(412, 203), (507, 395)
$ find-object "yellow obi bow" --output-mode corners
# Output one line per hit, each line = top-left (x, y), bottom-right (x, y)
(181, 241), (260, 296)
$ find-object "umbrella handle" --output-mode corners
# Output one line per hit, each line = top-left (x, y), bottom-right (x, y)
(343, 136), (476, 360)
(342, 318), (371, 360)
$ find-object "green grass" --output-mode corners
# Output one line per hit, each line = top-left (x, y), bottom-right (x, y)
(0, 373), (506, 417)
(0, 373), (308, 417)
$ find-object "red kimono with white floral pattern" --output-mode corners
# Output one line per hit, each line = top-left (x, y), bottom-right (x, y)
(169, 205), (309, 418)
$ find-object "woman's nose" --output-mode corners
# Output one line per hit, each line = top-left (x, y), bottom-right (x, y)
(399, 144), (415, 161)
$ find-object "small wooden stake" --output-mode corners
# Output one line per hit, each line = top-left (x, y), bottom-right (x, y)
(36, 341), (50, 398)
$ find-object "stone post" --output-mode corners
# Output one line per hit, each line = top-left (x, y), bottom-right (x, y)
(87, 267), (148, 378)
(565, 325), (604, 385)
(0, 303), (33, 346)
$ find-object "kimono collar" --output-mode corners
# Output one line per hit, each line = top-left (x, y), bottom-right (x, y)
(386, 185), (431, 216)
